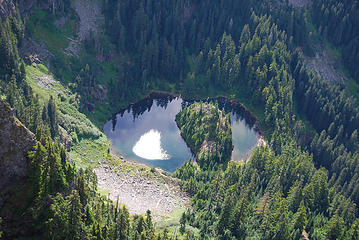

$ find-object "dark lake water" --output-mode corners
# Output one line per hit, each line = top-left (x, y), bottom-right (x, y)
(104, 94), (260, 172)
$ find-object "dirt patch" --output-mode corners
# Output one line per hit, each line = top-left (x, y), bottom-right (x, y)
(94, 164), (189, 216)
(306, 47), (346, 83)
(288, 0), (309, 7)
(37, 75), (60, 90)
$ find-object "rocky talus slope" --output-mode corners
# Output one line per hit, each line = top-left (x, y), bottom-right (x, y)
(95, 163), (189, 216)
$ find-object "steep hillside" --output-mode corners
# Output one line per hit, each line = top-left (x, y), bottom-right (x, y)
(0, 100), (36, 207)
(0, 1), (189, 237)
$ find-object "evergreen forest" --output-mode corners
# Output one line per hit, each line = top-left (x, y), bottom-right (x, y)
(1, 0), (359, 239)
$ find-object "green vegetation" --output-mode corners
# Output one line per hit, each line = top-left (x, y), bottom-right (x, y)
(310, 0), (359, 82)
(25, 64), (106, 167)
(27, 9), (72, 54)
(347, 77), (359, 105)
(2, 2), (172, 239)
(305, 16), (359, 105)
(24, 129), (163, 240)
(176, 102), (232, 168)
(1, 0), (359, 239)
(25, 6), (78, 83)
(175, 142), (359, 239)
(155, 208), (199, 240)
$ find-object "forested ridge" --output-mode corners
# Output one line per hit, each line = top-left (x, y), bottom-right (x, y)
(102, 0), (307, 100)
(1, 0), (359, 239)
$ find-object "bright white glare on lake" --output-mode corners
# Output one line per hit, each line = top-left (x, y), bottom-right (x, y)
(132, 129), (170, 160)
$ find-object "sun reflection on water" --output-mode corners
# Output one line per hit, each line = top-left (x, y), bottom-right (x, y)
(132, 129), (170, 160)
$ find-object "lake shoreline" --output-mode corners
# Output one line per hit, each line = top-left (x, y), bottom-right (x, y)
(107, 91), (263, 135)
(105, 92), (263, 172)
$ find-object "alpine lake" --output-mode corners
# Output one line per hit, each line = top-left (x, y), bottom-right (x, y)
(104, 93), (260, 172)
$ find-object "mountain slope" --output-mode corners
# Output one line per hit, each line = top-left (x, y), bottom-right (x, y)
(0, 100), (36, 205)
(1, 0), (359, 239)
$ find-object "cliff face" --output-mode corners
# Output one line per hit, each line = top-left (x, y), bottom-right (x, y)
(0, 100), (36, 193)
(1, 0), (54, 18)
(0, 0), (16, 21)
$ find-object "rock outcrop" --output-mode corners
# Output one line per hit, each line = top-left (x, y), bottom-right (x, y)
(0, 100), (36, 193)
(0, 0), (16, 22)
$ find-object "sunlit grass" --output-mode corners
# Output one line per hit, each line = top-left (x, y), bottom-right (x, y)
(97, 188), (111, 197)
(155, 207), (200, 239)
(25, 64), (109, 168)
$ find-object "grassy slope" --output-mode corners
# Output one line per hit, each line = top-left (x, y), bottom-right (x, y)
(25, 63), (166, 176)
(27, 9), (72, 53)
(24, 9), (119, 167)
(26, 9), (79, 82)
(25, 64), (108, 168)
